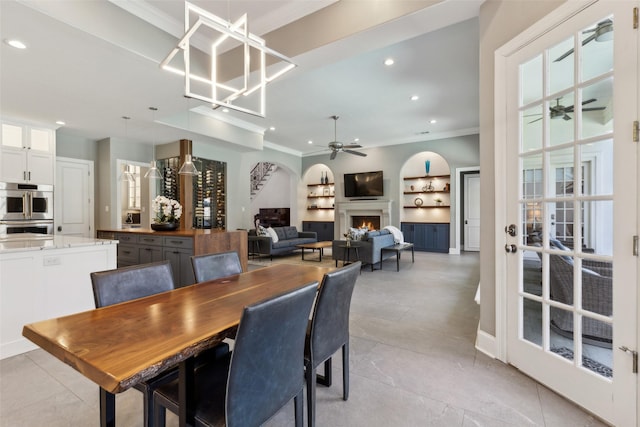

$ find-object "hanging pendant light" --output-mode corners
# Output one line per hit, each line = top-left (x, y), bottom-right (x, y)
(119, 116), (135, 182)
(144, 107), (163, 180)
(178, 99), (199, 175)
(178, 153), (198, 175)
(120, 163), (135, 183)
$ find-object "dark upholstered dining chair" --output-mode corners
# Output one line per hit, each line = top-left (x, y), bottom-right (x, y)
(153, 281), (318, 427)
(190, 250), (243, 283)
(90, 260), (229, 427)
(305, 261), (361, 427)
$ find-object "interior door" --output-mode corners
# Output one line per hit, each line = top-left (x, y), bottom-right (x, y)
(504, 1), (638, 424)
(55, 158), (93, 237)
(464, 173), (480, 251)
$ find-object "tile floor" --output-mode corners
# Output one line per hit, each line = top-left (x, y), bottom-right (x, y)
(0, 251), (608, 426)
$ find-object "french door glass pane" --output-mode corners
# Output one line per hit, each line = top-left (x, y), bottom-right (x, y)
(581, 78), (613, 139)
(581, 16), (614, 82)
(581, 139), (613, 196)
(549, 36), (575, 94)
(523, 297), (543, 346)
(581, 320), (613, 379)
(581, 200), (613, 257)
(521, 54), (543, 105)
(550, 92), (575, 146)
(522, 104), (543, 151)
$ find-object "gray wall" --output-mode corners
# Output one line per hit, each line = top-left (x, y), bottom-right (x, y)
(302, 133), (480, 249)
(478, 0), (566, 336)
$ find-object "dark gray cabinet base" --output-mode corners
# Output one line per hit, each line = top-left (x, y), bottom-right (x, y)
(302, 221), (335, 242)
(401, 223), (449, 253)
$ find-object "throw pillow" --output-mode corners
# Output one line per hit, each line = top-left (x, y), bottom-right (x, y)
(257, 225), (268, 236)
(348, 227), (367, 241)
(266, 226), (279, 243)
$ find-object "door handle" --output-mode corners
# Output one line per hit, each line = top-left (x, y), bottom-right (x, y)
(504, 224), (517, 237)
(505, 244), (517, 253)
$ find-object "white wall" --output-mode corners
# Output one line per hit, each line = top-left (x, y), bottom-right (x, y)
(251, 167), (292, 221)
(478, 0), (566, 336)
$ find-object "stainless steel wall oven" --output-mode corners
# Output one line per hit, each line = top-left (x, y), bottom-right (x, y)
(0, 182), (53, 235)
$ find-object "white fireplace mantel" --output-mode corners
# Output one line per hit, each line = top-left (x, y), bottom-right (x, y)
(335, 200), (392, 237)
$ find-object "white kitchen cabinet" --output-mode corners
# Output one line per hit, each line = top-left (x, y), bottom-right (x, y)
(0, 121), (56, 184)
(0, 237), (117, 359)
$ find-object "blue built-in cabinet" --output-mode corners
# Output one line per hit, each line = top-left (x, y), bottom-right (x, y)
(401, 222), (449, 253)
(302, 221), (335, 242)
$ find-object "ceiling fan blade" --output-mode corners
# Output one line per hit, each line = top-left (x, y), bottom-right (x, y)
(582, 98), (597, 106)
(563, 114), (572, 121)
(344, 149), (367, 157)
(583, 107), (606, 112)
(554, 48), (575, 63)
(329, 150), (337, 160)
(528, 117), (543, 124)
(554, 32), (599, 62)
(343, 144), (362, 149)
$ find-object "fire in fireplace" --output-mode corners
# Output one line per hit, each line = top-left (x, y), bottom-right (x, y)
(351, 216), (380, 230)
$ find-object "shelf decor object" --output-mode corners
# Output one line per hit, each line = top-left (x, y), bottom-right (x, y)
(151, 222), (179, 231)
(414, 197), (423, 207)
(425, 160), (431, 175)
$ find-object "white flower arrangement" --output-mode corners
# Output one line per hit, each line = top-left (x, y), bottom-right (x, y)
(152, 196), (182, 223)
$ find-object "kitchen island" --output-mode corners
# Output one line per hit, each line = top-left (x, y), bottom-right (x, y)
(0, 235), (117, 359)
(97, 228), (248, 287)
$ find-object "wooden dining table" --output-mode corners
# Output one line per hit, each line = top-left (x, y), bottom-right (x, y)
(22, 263), (334, 427)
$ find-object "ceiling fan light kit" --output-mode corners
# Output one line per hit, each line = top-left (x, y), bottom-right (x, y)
(327, 115), (367, 160)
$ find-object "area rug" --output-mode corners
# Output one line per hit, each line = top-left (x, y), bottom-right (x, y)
(550, 347), (612, 378)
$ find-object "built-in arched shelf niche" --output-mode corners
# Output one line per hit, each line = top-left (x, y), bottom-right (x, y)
(400, 152), (451, 224)
(303, 164), (335, 221)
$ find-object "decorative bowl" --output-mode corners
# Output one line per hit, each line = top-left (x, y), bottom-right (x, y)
(151, 222), (178, 231)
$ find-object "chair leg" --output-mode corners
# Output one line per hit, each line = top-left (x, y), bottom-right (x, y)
(342, 342), (349, 400)
(142, 392), (152, 427)
(294, 390), (304, 427)
(305, 361), (316, 427)
(316, 357), (332, 387)
(153, 398), (166, 427)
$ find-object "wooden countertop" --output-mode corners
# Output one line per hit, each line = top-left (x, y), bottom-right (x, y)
(98, 228), (245, 237)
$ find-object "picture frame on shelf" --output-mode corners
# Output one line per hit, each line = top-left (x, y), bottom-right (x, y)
(323, 188), (330, 196)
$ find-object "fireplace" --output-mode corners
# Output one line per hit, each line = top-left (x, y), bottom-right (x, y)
(335, 200), (392, 238)
(352, 216), (380, 230)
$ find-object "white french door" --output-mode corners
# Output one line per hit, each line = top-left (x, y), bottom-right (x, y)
(501, 1), (639, 424)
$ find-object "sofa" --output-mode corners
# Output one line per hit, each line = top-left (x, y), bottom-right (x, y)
(332, 229), (397, 271)
(248, 226), (317, 259)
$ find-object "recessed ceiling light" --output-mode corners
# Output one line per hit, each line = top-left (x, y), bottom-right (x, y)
(430, 119), (437, 124)
(222, 108), (229, 113)
(5, 39), (26, 49)
(411, 95), (419, 101)
(55, 121), (65, 126)
(384, 58), (394, 66)
(354, 138), (359, 142)
(269, 126), (275, 131)
(308, 140), (313, 145)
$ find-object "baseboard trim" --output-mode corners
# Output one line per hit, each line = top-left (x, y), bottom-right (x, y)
(475, 326), (497, 359)
(449, 247), (460, 255)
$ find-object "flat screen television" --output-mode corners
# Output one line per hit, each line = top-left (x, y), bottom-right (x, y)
(344, 171), (383, 197)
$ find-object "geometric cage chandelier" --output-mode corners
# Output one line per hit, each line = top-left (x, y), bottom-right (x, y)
(160, 1), (296, 118)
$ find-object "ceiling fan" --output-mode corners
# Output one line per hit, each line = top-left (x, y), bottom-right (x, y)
(554, 18), (613, 62)
(527, 98), (605, 124)
(327, 115), (367, 160)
